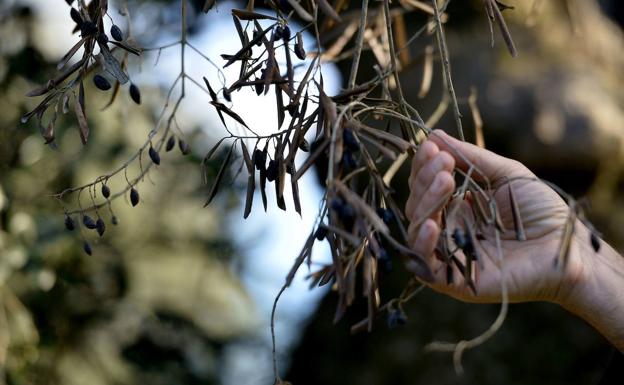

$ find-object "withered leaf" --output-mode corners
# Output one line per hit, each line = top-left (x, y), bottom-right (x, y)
(210, 101), (249, 128)
(204, 142), (235, 206)
(291, 169), (301, 216)
(26, 58), (86, 97)
(259, 167), (268, 211)
(232, 9), (278, 20)
(203, 76), (218, 102)
(97, 45), (129, 84)
(240, 141), (253, 173)
(223, 24), (275, 68)
(507, 181), (526, 241)
(243, 173), (255, 219)
(57, 37), (87, 70)
(74, 83), (89, 145)
(202, 0), (217, 13)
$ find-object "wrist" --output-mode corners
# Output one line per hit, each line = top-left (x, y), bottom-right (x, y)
(557, 222), (624, 351)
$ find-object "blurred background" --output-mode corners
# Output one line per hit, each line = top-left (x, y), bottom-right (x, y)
(1, 0), (623, 384)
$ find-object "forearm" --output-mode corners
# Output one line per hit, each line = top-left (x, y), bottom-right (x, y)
(561, 226), (624, 351)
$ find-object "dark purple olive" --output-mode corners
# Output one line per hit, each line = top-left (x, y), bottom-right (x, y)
(273, 25), (284, 40)
(83, 241), (92, 256)
(266, 159), (278, 182)
(377, 248), (392, 273)
(166, 136), (175, 152)
(96, 218), (105, 237)
(281, 25), (291, 41)
(376, 208), (393, 224)
(130, 188), (139, 207)
(386, 307), (407, 329)
(590, 232), (601, 252)
(110, 24), (123, 41)
(342, 150), (357, 171)
(343, 129), (359, 152)
(93, 74), (111, 91)
(80, 21), (98, 36)
(101, 184), (111, 199)
(178, 139), (190, 155)
(253, 149), (265, 171)
(64, 216), (75, 231)
(254, 81), (263, 96)
(83, 215), (97, 229)
(148, 147), (160, 165)
(97, 33), (108, 44)
(129, 83), (141, 104)
(70, 8), (83, 26)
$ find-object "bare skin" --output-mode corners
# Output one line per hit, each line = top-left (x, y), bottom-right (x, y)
(405, 129), (624, 351)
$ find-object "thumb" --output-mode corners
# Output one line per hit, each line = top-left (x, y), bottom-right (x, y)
(428, 129), (533, 184)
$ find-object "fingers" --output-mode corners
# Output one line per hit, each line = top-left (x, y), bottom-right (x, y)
(407, 170), (455, 240)
(429, 129), (533, 182)
(408, 218), (440, 265)
(405, 143), (454, 217)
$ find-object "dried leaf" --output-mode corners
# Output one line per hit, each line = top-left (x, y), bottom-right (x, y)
(26, 58), (85, 97)
(507, 181), (526, 241)
(292, 172), (301, 216)
(232, 9), (278, 20)
(202, 0), (217, 13)
(97, 45), (129, 84)
(243, 173), (255, 219)
(223, 24), (275, 68)
(204, 142), (235, 206)
(74, 87), (89, 145)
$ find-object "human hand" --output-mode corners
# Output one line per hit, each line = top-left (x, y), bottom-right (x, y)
(404, 130), (587, 306)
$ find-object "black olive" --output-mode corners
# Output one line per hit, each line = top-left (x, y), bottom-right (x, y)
(111, 216), (119, 225)
(273, 25), (284, 40)
(64, 215), (75, 231)
(166, 136), (176, 152)
(253, 149), (266, 171)
(342, 150), (357, 171)
(590, 232), (601, 252)
(110, 24), (123, 41)
(343, 129), (360, 152)
(93, 74), (111, 91)
(148, 147), (161, 165)
(255, 82), (264, 96)
(96, 218), (105, 237)
(452, 228), (472, 253)
(83, 241), (92, 256)
(70, 8), (83, 26)
(178, 139), (190, 155)
(97, 33), (108, 44)
(377, 249), (393, 273)
(281, 25), (291, 41)
(83, 215), (97, 229)
(80, 21), (98, 36)
(101, 184), (111, 199)
(376, 207), (393, 224)
(387, 307), (407, 329)
(130, 188), (139, 207)
(129, 83), (141, 104)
